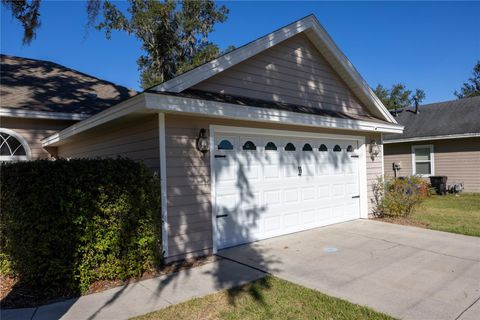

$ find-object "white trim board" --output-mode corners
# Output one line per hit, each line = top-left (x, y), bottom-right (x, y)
(0, 108), (90, 121)
(209, 125), (369, 254)
(152, 15), (397, 124)
(384, 133), (480, 144)
(158, 113), (169, 258)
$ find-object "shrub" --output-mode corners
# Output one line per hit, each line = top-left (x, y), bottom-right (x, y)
(372, 176), (431, 218)
(0, 158), (161, 295)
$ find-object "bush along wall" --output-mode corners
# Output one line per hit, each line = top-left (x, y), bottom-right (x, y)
(371, 175), (431, 218)
(0, 158), (162, 296)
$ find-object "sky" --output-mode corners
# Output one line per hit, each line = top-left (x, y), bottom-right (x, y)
(1, 1), (479, 104)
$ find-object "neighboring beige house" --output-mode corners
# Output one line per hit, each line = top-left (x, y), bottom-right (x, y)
(384, 96), (480, 192)
(0, 54), (136, 161)
(1, 15), (403, 262)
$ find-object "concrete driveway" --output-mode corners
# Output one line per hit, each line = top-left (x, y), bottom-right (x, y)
(218, 219), (480, 320)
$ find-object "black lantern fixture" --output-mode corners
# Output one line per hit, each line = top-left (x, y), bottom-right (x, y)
(196, 128), (209, 154)
(369, 140), (380, 160)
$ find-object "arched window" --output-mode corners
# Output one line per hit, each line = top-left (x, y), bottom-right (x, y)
(333, 145), (342, 152)
(347, 145), (354, 152)
(218, 139), (234, 150)
(319, 144), (328, 152)
(285, 143), (296, 151)
(302, 143), (313, 151)
(265, 142), (277, 151)
(242, 141), (257, 151)
(0, 129), (31, 161)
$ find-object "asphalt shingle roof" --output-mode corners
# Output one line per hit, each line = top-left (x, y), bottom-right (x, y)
(384, 96), (480, 141)
(0, 54), (136, 115)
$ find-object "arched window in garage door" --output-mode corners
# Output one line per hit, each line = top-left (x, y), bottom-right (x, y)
(218, 139), (234, 150)
(242, 141), (257, 151)
(285, 142), (296, 151)
(265, 142), (277, 151)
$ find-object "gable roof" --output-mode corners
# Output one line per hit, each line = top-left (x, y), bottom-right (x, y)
(152, 15), (397, 124)
(384, 96), (480, 143)
(0, 54), (136, 120)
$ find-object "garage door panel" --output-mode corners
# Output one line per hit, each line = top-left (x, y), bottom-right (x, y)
(284, 188), (300, 202)
(302, 187), (316, 200)
(215, 132), (361, 250)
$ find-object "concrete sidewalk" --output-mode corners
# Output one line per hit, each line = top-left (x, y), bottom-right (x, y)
(1, 259), (266, 320)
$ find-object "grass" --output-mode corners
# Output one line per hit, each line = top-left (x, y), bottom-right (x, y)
(409, 193), (480, 237)
(132, 276), (394, 320)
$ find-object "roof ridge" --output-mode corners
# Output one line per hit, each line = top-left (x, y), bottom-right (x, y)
(419, 96), (480, 108)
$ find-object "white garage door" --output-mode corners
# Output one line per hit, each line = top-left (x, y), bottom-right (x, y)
(213, 129), (361, 250)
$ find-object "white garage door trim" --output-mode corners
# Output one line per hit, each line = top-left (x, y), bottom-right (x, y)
(209, 125), (368, 253)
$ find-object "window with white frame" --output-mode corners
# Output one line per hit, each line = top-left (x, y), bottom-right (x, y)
(0, 129), (31, 162)
(412, 145), (434, 176)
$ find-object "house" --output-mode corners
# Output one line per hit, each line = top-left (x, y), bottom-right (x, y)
(0, 54), (136, 161)
(1, 15), (403, 262)
(383, 97), (480, 192)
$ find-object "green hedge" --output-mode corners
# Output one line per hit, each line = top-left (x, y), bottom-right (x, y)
(0, 158), (162, 295)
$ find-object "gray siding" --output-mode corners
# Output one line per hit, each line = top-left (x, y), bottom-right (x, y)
(384, 138), (480, 192)
(165, 114), (383, 261)
(1, 117), (75, 159)
(192, 34), (373, 117)
(57, 114), (160, 173)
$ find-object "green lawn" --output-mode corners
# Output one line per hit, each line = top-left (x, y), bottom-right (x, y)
(411, 193), (480, 237)
(132, 276), (394, 320)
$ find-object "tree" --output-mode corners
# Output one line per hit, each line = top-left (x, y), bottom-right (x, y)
(95, 0), (228, 88)
(2, 0), (42, 44)
(373, 83), (426, 110)
(454, 61), (480, 99)
(3, 0), (229, 88)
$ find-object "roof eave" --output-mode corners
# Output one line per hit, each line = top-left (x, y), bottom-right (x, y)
(42, 92), (403, 148)
(0, 108), (90, 121)
(384, 133), (480, 144)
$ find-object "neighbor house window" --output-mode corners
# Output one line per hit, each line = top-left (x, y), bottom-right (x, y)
(333, 145), (342, 152)
(319, 144), (328, 152)
(0, 129), (31, 162)
(412, 145), (434, 176)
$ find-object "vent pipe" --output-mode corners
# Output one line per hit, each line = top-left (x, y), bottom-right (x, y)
(414, 95), (419, 114)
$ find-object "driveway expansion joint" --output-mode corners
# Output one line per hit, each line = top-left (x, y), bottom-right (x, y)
(455, 294), (480, 320)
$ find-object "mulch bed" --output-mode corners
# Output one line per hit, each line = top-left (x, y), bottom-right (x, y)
(0, 255), (219, 309)
(373, 216), (429, 229)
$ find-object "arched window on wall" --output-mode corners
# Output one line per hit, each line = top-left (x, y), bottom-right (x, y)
(0, 129), (31, 162)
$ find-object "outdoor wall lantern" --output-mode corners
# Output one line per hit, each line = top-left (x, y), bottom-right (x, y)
(369, 140), (380, 160)
(196, 128), (209, 154)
